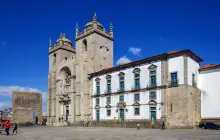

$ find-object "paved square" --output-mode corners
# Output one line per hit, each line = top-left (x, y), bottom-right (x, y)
(0, 127), (220, 140)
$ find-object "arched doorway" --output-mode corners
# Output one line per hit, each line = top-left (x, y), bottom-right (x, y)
(66, 104), (69, 121)
(58, 66), (72, 122)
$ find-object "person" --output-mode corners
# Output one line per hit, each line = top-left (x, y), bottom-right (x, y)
(13, 123), (17, 134)
(161, 117), (165, 130)
(4, 120), (11, 136)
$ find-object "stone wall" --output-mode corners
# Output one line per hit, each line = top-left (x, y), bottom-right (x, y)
(166, 85), (201, 128)
(12, 92), (42, 123)
(82, 120), (162, 128)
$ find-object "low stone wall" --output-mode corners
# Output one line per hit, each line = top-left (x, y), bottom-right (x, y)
(88, 120), (162, 129)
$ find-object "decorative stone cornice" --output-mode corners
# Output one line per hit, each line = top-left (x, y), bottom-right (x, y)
(75, 28), (113, 41)
(49, 46), (76, 54)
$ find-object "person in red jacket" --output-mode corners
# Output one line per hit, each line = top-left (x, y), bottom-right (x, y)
(4, 120), (11, 136)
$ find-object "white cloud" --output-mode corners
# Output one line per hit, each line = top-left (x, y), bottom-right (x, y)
(129, 47), (142, 55)
(116, 56), (132, 65)
(0, 102), (11, 110)
(0, 86), (47, 111)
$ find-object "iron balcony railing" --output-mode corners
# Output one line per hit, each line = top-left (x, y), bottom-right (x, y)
(104, 89), (112, 94)
(131, 85), (141, 90)
(147, 83), (157, 89)
(192, 81), (197, 87)
(117, 88), (125, 92)
(168, 79), (179, 87)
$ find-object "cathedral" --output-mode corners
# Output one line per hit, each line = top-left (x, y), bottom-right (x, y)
(47, 14), (220, 128)
(47, 13), (114, 125)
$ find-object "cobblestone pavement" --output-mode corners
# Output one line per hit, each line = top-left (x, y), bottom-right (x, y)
(0, 127), (220, 140)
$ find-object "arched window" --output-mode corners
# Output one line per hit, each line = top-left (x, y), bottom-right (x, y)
(82, 39), (87, 51)
(53, 53), (56, 65)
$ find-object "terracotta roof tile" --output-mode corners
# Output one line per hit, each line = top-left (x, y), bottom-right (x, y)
(89, 49), (203, 77)
(167, 50), (181, 54)
(199, 64), (220, 71)
(200, 64), (216, 69)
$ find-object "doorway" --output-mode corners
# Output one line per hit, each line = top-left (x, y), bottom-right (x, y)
(66, 104), (69, 121)
(119, 109), (124, 121)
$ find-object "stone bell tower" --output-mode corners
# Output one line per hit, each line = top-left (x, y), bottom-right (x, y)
(75, 13), (114, 121)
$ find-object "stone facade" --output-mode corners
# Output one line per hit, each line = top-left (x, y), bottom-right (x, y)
(12, 92), (42, 123)
(47, 14), (205, 128)
(47, 13), (113, 125)
(165, 85), (201, 128)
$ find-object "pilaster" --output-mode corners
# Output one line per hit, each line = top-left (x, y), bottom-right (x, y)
(184, 55), (188, 85)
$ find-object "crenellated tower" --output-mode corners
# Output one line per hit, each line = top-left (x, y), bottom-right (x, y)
(75, 13), (114, 121)
(47, 13), (114, 124)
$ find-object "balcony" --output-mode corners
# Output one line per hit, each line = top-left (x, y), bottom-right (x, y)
(131, 85), (141, 91)
(117, 88), (125, 93)
(168, 79), (179, 87)
(93, 92), (100, 97)
(146, 83), (157, 89)
(192, 81), (197, 87)
(104, 89), (112, 95)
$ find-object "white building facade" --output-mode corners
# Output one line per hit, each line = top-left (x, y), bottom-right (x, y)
(198, 65), (220, 121)
(89, 50), (205, 127)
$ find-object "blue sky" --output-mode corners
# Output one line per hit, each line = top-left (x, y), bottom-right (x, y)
(0, 0), (220, 112)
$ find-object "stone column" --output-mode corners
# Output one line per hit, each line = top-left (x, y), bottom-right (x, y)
(161, 60), (168, 119)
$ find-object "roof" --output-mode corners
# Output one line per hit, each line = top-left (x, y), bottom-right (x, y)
(199, 64), (220, 71)
(89, 49), (203, 78)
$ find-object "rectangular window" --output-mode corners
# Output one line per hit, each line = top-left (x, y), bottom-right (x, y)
(107, 110), (111, 116)
(171, 72), (178, 84)
(134, 74), (140, 89)
(192, 73), (195, 86)
(134, 94), (140, 101)
(119, 76), (125, 91)
(119, 95), (124, 102)
(106, 96), (111, 104)
(149, 92), (156, 100)
(96, 81), (100, 95)
(150, 70), (156, 86)
(96, 98), (100, 105)
(107, 79), (111, 93)
(134, 108), (140, 115)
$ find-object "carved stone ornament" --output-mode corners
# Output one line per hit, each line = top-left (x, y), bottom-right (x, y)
(94, 105), (100, 110)
(59, 94), (70, 103)
(148, 100), (157, 105)
(117, 102), (126, 109)
(64, 73), (71, 85)
(148, 64), (157, 70)
(132, 68), (141, 73)
(105, 104), (111, 108)
(132, 102), (140, 106)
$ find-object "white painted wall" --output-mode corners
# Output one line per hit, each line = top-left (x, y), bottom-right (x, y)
(168, 56), (184, 84)
(198, 68), (220, 118)
(187, 57), (200, 86)
(92, 61), (162, 95)
(92, 61), (162, 120)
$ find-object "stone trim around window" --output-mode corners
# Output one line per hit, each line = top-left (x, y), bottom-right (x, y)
(132, 68), (141, 73)
(134, 107), (140, 116)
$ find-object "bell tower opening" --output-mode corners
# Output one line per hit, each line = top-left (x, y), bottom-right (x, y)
(82, 39), (87, 52)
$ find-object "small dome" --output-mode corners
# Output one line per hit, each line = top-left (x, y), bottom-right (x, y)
(56, 33), (72, 44)
(54, 33), (73, 48)
(85, 21), (103, 28)
(84, 13), (104, 31)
